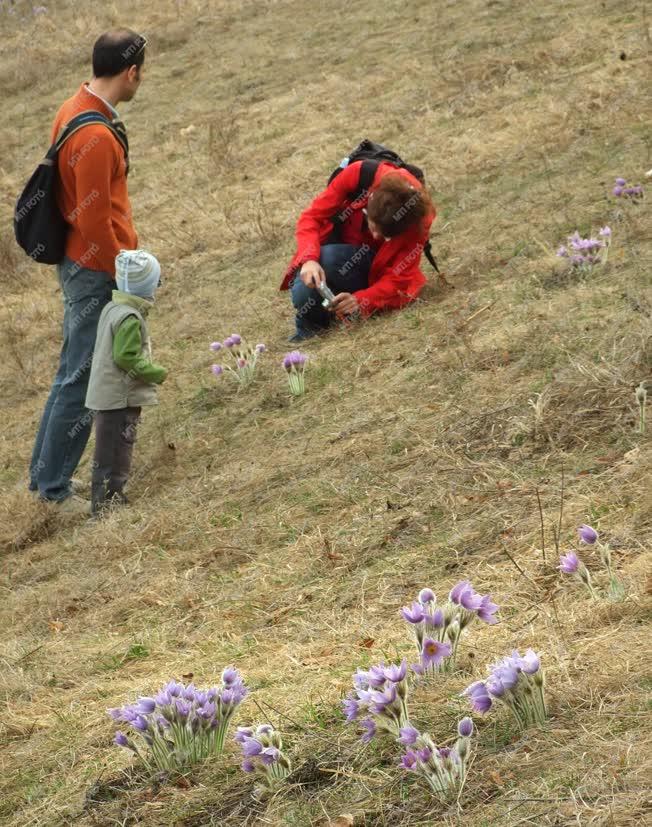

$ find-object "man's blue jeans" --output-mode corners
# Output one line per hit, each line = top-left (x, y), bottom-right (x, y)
(290, 243), (375, 338)
(29, 257), (113, 501)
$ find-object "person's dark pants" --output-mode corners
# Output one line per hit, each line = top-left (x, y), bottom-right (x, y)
(290, 243), (375, 339)
(91, 407), (141, 514)
(29, 257), (113, 501)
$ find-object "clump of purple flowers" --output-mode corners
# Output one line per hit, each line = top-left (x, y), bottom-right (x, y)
(398, 717), (474, 801)
(342, 659), (410, 741)
(235, 723), (291, 797)
(400, 583), (499, 676)
(283, 350), (308, 396)
(463, 649), (547, 729)
(556, 227), (611, 269)
(612, 176), (644, 200)
(210, 334), (265, 386)
(108, 668), (248, 771)
(559, 524), (624, 600)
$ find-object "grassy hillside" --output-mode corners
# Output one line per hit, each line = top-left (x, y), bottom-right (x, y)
(1, 0), (650, 824)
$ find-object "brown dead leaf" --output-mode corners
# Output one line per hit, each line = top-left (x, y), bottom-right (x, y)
(48, 620), (64, 633)
(357, 638), (375, 649)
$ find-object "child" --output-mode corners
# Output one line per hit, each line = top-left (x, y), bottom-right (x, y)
(86, 249), (167, 514)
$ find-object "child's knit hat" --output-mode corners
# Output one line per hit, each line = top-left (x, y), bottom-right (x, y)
(115, 249), (161, 299)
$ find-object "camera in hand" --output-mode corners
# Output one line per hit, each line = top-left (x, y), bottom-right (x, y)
(316, 281), (336, 309)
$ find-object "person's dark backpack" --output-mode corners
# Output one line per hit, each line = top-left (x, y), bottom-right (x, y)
(327, 139), (440, 273)
(14, 111), (129, 265)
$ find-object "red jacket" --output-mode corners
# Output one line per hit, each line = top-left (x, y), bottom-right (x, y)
(281, 161), (435, 316)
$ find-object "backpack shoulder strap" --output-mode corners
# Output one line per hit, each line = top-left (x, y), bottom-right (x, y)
(423, 239), (440, 273)
(54, 110), (129, 159)
(353, 159), (379, 202)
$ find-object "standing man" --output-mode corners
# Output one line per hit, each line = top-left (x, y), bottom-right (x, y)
(29, 28), (146, 512)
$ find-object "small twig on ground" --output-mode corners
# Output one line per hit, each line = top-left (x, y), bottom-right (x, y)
(252, 698), (335, 746)
(500, 542), (542, 592)
(456, 300), (496, 330)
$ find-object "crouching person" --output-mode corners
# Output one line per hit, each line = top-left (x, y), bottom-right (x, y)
(281, 159), (436, 340)
(85, 249), (167, 515)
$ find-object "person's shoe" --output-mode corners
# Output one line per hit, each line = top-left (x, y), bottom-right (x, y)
(288, 331), (320, 342)
(41, 494), (91, 516)
(91, 490), (129, 518)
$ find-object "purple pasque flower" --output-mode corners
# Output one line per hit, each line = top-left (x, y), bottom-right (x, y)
(359, 718), (377, 743)
(518, 648), (540, 675)
(255, 343), (266, 353)
(399, 725), (420, 745)
(369, 683), (397, 714)
(241, 757), (256, 772)
(558, 550), (580, 574)
(223, 336), (234, 348)
(211, 364), (223, 376)
(417, 746), (433, 763)
(615, 177), (626, 186)
(154, 688), (173, 707)
(342, 697), (360, 723)
(242, 737), (263, 757)
(612, 185), (624, 197)
(107, 707), (124, 722)
(210, 341), (222, 351)
(458, 585), (484, 611)
(599, 226), (611, 239)
(260, 746), (280, 765)
(174, 699), (191, 720)
(578, 524), (598, 545)
(421, 638), (452, 668)
(282, 350), (308, 370)
(222, 666), (239, 685)
(165, 681), (183, 697)
(132, 714), (149, 732)
(468, 689), (493, 714)
(457, 717), (473, 737)
(485, 675), (506, 697)
(114, 731), (129, 747)
(354, 666), (385, 689)
(424, 607), (444, 628)
(492, 663), (519, 690)
(418, 588), (436, 604)
(477, 594), (499, 625)
(230, 334), (242, 345)
(556, 245), (568, 258)
(135, 697), (157, 714)
(449, 579), (472, 604)
(399, 749), (418, 770)
(197, 701), (217, 720)
(234, 726), (254, 743)
(400, 601), (425, 624)
(462, 681), (493, 713)
(383, 659), (407, 683)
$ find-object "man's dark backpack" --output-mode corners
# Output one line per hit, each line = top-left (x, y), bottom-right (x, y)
(327, 139), (440, 273)
(14, 111), (129, 265)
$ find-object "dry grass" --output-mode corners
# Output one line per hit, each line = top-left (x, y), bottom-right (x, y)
(1, 0), (651, 824)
